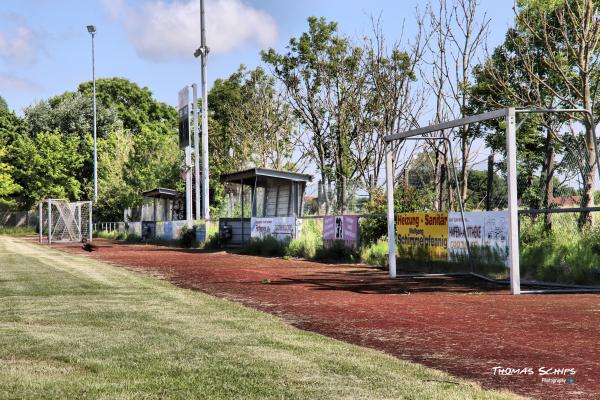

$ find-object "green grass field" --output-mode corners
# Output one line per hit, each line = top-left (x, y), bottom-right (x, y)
(0, 236), (518, 399)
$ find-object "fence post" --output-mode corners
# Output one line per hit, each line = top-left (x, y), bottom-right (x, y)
(47, 199), (52, 244)
(38, 202), (43, 243)
(88, 202), (93, 242)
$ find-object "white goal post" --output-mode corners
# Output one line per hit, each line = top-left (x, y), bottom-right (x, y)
(384, 107), (600, 295)
(39, 199), (93, 244)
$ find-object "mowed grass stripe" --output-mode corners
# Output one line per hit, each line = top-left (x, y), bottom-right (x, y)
(0, 237), (519, 400)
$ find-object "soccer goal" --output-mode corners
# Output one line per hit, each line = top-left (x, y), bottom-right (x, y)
(384, 107), (600, 295)
(39, 199), (93, 244)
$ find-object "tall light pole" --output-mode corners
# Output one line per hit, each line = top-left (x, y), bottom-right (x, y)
(87, 25), (98, 203)
(194, 0), (209, 220)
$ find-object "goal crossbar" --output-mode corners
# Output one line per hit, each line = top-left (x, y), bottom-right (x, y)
(384, 107), (599, 295)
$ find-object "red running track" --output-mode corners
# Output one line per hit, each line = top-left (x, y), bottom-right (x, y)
(49, 239), (600, 399)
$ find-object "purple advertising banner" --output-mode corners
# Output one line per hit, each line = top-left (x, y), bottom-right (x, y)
(323, 215), (359, 248)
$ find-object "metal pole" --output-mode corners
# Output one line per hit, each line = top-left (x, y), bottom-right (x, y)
(200, 0), (210, 220)
(47, 199), (52, 244)
(38, 201), (42, 243)
(385, 144), (396, 278)
(186, 142), (193, 227)
(192, 83), (201, 221)
(91, 30), (97, 203)
(89, 202), (93, 242)
(506, 108), (521, 295)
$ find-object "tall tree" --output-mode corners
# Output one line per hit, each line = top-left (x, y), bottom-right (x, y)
(471, 25), (566, 230)
(513, 0), (600, 226)
(423, 0), (490, 205)
(225, 66), (297, 170)
(262, 17), (345, 212)
(8, 132), (84, 208)
(357, 18), (425, 197)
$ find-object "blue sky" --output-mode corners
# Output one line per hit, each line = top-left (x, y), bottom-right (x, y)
(0, 0), (515, 114)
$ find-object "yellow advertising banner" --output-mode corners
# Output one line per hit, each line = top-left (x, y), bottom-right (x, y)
(396, 212), (448, 259)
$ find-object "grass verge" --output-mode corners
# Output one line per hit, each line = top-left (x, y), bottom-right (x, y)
(0, 236), (518, 399)
(0, 226), (36, 236)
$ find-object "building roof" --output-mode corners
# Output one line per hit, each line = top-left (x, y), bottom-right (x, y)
(220, 167), (312, 184)
(142, 187), (180, 199)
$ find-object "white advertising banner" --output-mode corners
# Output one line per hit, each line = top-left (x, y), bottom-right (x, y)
(482, 211), (509, 253)
(448, 212), (484, 259)
(448, 211), (508, 264)
(250, 217), (301, 241)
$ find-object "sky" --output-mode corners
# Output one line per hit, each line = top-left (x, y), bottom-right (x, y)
(0, 0), (515, 115)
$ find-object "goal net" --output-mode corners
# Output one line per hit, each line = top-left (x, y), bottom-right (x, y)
(385, 108), (600, 294)
(44, 199), (92, 243)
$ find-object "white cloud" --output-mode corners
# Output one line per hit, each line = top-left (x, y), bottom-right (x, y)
(0, 74), (39, 91)
(101, 0), (126, 20)
(116, 0), (278, 61)
(0, 20), (38, 64)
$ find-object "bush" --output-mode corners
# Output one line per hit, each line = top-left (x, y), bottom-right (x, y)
(287, 219), (322, 259)
(0, 226), (36, 236)
(315, 239), (358, 263)
(360, 237), (389, 267)
(179, 226), (196, 248)
(243, 236), (288, 257)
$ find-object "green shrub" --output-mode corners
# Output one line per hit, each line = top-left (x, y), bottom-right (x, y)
(179, 226), (196, 248)
(0, 226), (36, 236)
(519, 222), (600, 285)
(360, 237), (389, 267)
(287, 219), (322, 259)
(124, 233), (141, 243)
(200, 230), (219, 250)
(96, 230), (119, 239)
(315, 240), (358, 263)
(243, 236), (289, 257)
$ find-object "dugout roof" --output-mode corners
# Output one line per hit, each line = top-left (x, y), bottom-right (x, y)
(220, 168), (312, 186)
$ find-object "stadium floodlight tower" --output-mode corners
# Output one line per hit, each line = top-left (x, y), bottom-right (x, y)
(194, 0), (210, 220)
(384, 107), (600, 295)
(86, 24), (98, 203)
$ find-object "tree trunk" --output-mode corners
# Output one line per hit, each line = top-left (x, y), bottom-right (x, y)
(433, 150), (441, 211)
(486, 154), (494, 211)
(579, 73), (596, 228)
(460, 132), (469, 205)
(541, 130), (555, 232)
(439, 163), (446, 212)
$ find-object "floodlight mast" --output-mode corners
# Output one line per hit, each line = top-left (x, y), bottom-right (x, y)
(87, 25), (98, 204)
(194, 0), (210, 220)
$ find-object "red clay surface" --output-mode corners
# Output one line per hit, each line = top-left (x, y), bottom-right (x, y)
(46, 239), (600, 399)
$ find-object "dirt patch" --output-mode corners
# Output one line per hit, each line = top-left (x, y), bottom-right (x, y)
(46, 239), (600, 399)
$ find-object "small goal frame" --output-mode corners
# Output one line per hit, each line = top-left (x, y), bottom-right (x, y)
(39, 199), (93, 244)
(384, 107), (600, 295)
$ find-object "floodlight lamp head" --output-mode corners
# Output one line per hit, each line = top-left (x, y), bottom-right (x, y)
(87, 25), (96, 34)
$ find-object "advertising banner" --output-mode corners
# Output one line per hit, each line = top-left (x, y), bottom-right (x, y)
(172, 221), (188, 240)
(323, 215), (359, 248)
(178, 87), (190, 149)
(141, 221), (156, 240)
(155, 222), (164, 239)
(448, 211), (508, 264)
(483, 211), (509, 263)
(163, 221), (173, 241)
(448, 212), (484, 261)
(127, 222), (141, 237)
(250, 217), (301, 241)
(195, 224), (206, 242)
(396, 212), (448, 259)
